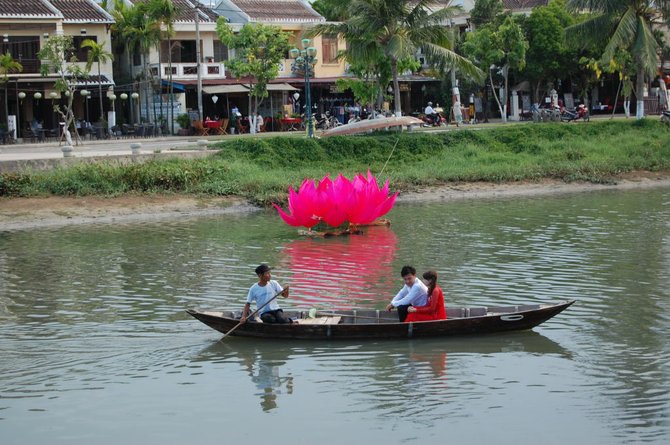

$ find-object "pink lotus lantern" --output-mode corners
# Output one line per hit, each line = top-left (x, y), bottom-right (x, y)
(273, 171), (398, 231)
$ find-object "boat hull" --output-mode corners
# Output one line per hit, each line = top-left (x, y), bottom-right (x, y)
(186, 301), (574, 340)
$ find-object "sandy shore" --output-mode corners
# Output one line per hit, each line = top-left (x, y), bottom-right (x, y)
(2, 171), (669, 231)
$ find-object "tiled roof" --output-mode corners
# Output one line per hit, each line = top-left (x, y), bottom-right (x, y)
(130, 0), (218, 23)
(49, 0), (114, 23)
(230, 0), (325, 23)
(502, 0), (548, 10)
(0, 0), (114, 22)
(0, 0), (63, 18)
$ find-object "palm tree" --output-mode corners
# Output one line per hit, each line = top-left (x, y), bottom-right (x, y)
(81, 39), (114, 122)
(313, 0), (482, 116)
(111, 1), (161, 124)
(0, 52), (22, 134)
(567, 1), (669, 118)
(146, 0), (178, 134)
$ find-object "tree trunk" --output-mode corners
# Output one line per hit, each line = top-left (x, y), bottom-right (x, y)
(4, 84), (8, 131)
(502, 65), (508, 123)
(143, 52), (151, 124)
(391, 58), (401, 116)
(635, 66), (645, 119)
(490, 69), (504, 121)
(97, 62), (104, 122)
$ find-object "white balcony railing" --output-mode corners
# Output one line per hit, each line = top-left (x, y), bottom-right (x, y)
(150, 62), (226, 80)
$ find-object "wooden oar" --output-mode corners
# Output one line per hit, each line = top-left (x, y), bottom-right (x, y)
(221, 286), (288, 339)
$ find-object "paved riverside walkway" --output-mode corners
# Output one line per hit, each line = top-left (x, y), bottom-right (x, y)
(0, 113), (632, 172)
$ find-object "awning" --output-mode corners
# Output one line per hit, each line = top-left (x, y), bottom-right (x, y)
(266, 83), (299, 91)
(202, 84), (249, 94)
(162, 80), (186, 91)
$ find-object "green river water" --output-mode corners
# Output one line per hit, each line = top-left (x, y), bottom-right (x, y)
(1, 186), (669, 444)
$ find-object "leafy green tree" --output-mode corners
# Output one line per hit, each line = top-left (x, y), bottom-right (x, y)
(216, 21), (291, 134)
(522, 0), (576, 102)
(311, 0), (352, 20)
(313, 0), (481, 117)
(0, 52), (22, 133)
(38, 35), (90, 146)
(81, 39), (114, 122)
(470, 0), (504, 29)
(566, 0), (669, 118)
(463, 16), (528, 122)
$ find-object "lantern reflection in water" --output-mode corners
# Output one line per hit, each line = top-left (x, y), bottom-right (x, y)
(282, 226), (398, 309)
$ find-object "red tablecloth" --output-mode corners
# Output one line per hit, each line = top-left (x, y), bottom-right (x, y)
(204, 120), (222, 129)
(280, 118), (301, 131)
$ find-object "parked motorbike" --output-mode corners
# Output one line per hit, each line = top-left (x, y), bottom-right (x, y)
(661, 110), (670, 127)
(560, 104), (590, 122)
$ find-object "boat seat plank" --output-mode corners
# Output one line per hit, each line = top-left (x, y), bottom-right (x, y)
(446, 308), (464, 318)
(295, 316), (342, 325)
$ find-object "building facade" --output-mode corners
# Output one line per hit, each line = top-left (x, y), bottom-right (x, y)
(0, 0), (115, 140)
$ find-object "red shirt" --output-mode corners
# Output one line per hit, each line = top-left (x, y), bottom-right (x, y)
(404, 285), (446, 322)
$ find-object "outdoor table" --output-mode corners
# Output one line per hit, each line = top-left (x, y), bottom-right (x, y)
(204, 120), (221, 129)
(280, 117), (301, 131)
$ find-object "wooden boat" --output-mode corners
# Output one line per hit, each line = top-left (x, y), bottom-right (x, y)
(321, 116), (424, 137)
(186, 300), (574, 340)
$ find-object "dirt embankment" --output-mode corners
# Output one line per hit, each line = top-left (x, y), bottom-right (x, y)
(2, 172), (669, 231)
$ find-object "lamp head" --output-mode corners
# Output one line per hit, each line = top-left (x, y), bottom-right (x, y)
(131, 92), (139, 99)
(289, 48), (299, 59)
(306, 47), (317, 58)
(301, 38), (311, 48)
(120, 93), (128, 100)
(34, 92), (42, 100)
(212, 95), (219, 104)
(18, 92), (26, 100)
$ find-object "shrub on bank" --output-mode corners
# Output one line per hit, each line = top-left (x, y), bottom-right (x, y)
(1, 120), (669, 205)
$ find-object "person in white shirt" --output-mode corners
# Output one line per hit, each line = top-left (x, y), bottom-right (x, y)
(386, 265), (428, 322)
(424, 101), (439, 126)
(241, 264), (292, 324)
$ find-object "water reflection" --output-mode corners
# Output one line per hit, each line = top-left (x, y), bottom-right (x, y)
(193, 331), (568, 415)
(281, 226), (398, 308)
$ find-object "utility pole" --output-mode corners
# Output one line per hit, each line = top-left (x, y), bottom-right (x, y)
(195, 7), (203, 121)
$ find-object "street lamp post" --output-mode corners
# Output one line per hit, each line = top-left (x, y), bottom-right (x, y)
(290, 38), (317, 137)
(131, 92), (139, 125)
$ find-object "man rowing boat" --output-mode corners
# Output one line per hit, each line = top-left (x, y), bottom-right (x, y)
(241, 264), (293, 324)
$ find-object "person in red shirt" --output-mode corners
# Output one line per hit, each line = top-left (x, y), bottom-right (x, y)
(405, 270), (446, 322)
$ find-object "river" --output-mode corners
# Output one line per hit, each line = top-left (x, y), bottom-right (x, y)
(1, 186), (669, 444)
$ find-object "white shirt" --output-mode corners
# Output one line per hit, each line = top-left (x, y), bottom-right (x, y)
(424, 105), (435, 115)
(391, 279), (428, 307)
(246, 280), (283, 315)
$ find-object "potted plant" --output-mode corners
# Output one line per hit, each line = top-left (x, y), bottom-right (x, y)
(176, 114), (191, 136)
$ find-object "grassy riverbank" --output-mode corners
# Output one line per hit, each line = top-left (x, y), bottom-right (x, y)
(1, 119), (669, 206)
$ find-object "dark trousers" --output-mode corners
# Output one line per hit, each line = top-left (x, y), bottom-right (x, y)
(397, 305), (411, 322)
(261, 309), (291, 324)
